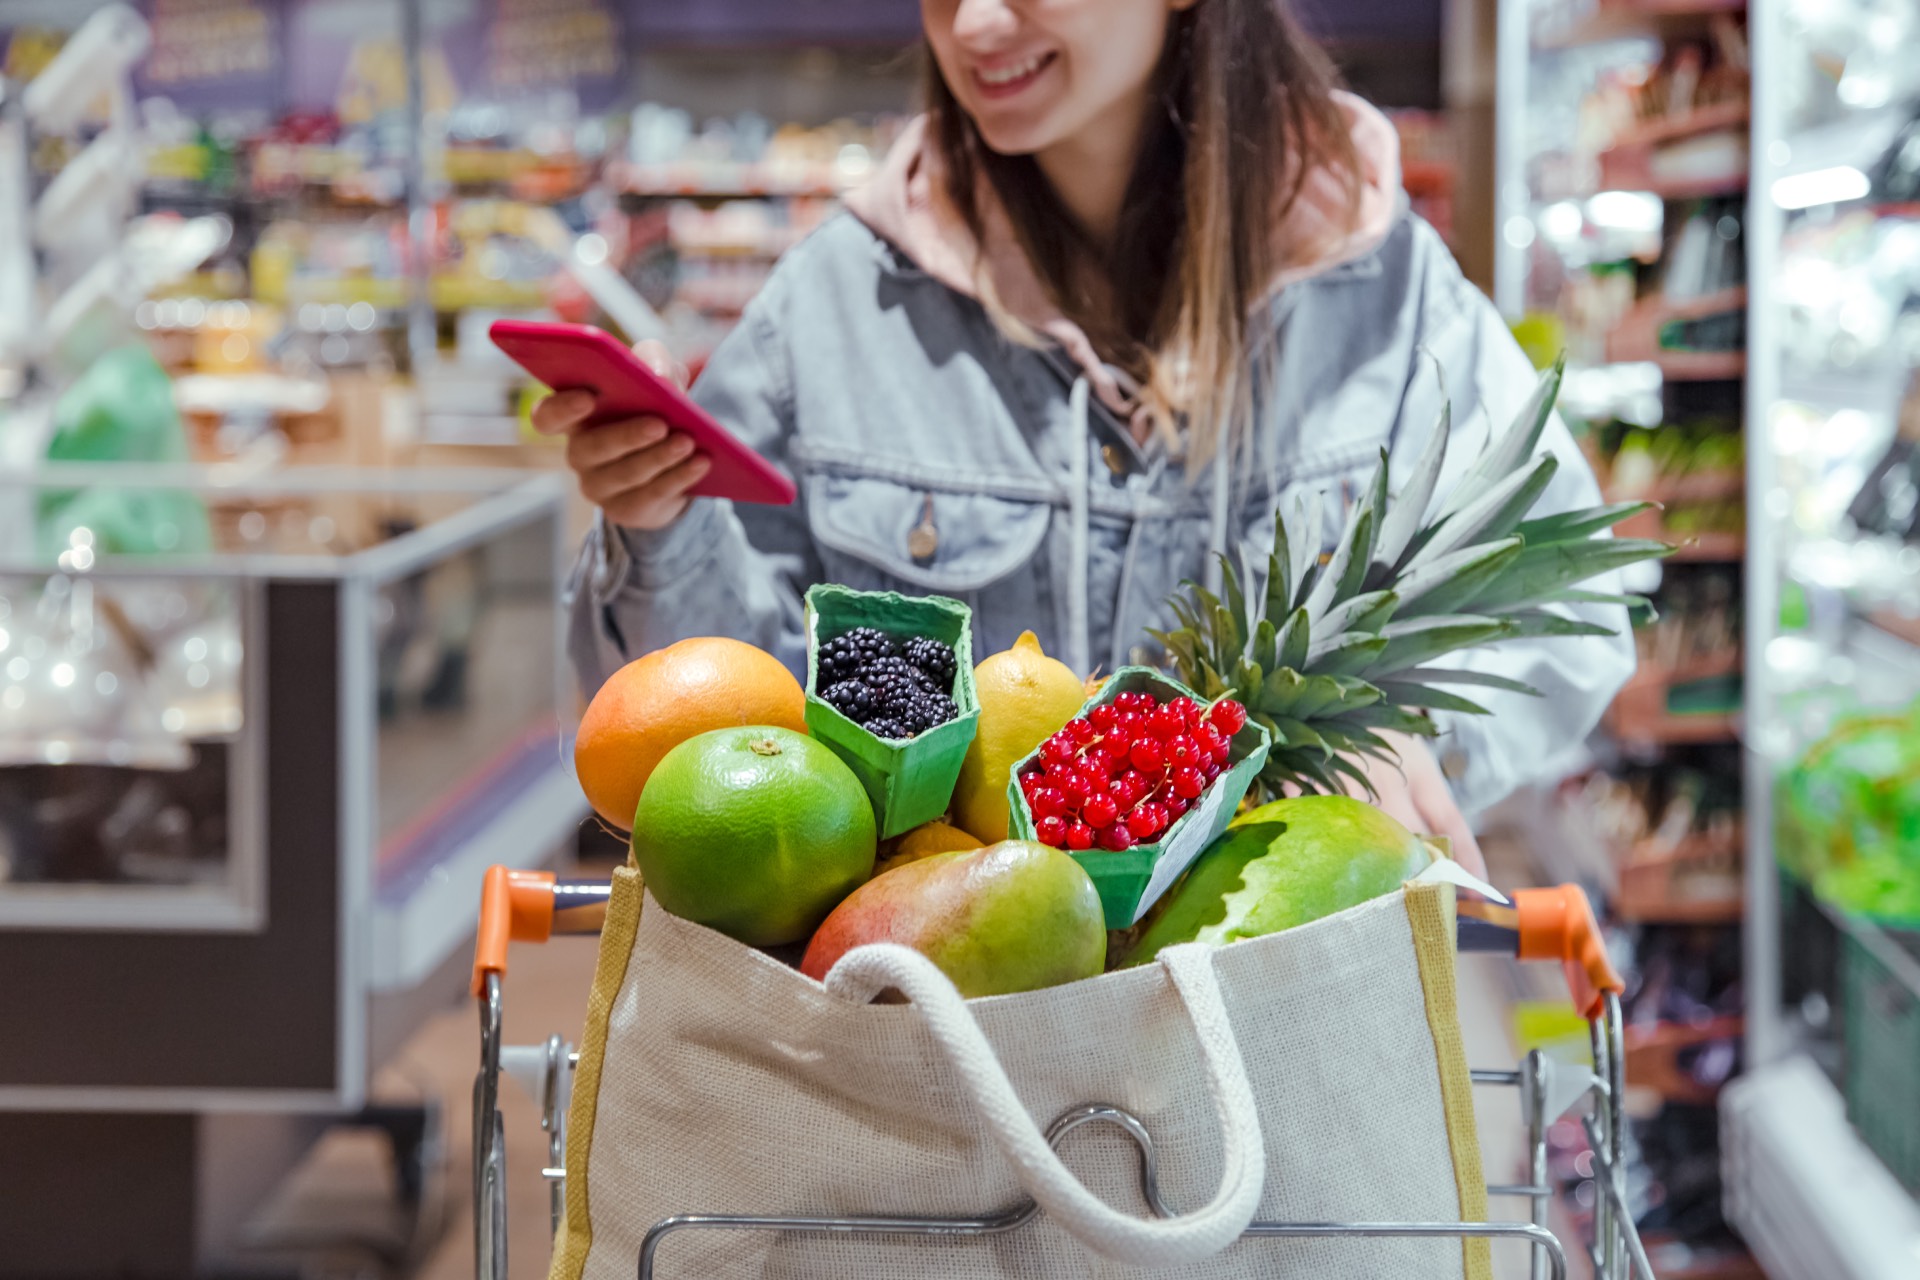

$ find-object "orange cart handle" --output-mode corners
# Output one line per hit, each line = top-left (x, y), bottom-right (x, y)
(1512, 884), (1625, 1021)
(471, 866), (556, 996)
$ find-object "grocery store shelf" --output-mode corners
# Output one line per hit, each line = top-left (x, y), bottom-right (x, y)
(1605, 289), (1747, 368)
(1609, 709), (1741, 745)
(1653, 349), (1747, 381)
(1724, 1056), (1920, 1279)
(1625, 1016), (1743, 1105)
(1534, 0), (1747, 51)
(1610, 100), (1752, 150)
(1617, 825), (1744, 924)
(1668, 533), (1746, 562)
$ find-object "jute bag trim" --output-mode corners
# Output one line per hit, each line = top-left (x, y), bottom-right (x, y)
(551, 864), (647, 1280)
(552, 867), (1493, 1280)
(1404, 882), (1494, 1280)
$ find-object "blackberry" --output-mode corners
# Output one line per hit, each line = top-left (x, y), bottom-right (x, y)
(903, 637), (956, 688)
(880, 684), (957, 735)
(817, 633), (864, 683)
(862, 655), (934, 697)
(821, 680), (874, 721)
(864, 716), (911, 741)
(844, 626), (897, 662)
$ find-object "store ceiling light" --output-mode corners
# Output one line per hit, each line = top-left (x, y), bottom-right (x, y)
(1772, 165), (1871, 211)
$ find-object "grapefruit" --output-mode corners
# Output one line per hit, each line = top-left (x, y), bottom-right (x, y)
(951, 631), (1085, 842)
(575, 637), (806, 830)
(631, 726), (875, 946)
(1125, 795), (1434, 965)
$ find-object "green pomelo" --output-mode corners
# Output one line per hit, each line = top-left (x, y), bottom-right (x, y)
(631, 725), (876, 946)
(1126, 795), (1432, 965)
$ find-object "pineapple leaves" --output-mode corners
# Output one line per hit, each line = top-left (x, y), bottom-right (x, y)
(1389, 538), (1524, 618)
(1369, 402), (1450, 583)
(1374, 680), (1493, 717)
(1516, 501), (1656, 546)
(1275, 606), (1312, 671)
(1393, 666), (1542, 697)
(1152, 349), (1674, 806)
(1468, 538), (1673, 614)
(1435, 356), (1564, 523)
(1407, 454), (1559, 570)
(1372, 615), (1516, 676)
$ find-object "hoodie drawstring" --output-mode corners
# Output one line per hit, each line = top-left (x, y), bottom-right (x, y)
(1067, 376), (1093, 680)
(1204, 429), (1231, 598)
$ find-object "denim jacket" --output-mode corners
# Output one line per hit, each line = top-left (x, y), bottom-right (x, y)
(566, 210), (1634, 814)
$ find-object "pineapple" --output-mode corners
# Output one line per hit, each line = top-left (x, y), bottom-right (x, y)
(1152, 359), (1669, 802)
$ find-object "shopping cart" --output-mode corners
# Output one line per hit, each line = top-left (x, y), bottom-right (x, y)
(469, 866), (1655, 1280)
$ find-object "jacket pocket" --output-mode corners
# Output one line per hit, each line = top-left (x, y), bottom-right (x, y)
(806, 473), (1052, 595)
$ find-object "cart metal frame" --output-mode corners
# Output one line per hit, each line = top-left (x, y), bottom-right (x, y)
(470, 868), (1655, 1280)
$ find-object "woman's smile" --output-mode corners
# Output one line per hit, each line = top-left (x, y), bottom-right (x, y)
(969, 50), (1059, 100)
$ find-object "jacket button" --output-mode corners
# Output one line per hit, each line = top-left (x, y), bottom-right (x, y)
(1101, 444), (1128, 477)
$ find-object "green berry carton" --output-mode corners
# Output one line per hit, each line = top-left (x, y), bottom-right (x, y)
(1006, 666), (1271, 928)
(803, 584), (980, 840)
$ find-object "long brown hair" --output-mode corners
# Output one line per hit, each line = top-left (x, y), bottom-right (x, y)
(926, 0), (1360, 465)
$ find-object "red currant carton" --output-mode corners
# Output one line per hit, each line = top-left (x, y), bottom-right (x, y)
(803, 584), (981, 840)
(1005, 666), (1270, 928)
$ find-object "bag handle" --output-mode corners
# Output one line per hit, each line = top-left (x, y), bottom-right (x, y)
(824, 942), (1265, 1267)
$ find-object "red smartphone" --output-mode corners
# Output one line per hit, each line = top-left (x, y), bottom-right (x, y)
(489, 319), (796, 506)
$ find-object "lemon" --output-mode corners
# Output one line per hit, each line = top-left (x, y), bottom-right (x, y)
(951, 631), (1087, 842)
(876, 819), (984, 877)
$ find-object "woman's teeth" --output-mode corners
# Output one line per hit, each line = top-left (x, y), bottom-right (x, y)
(978, 55), (1047, 86)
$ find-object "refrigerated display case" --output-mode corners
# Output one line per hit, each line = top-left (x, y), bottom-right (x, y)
(0, 464), (582, 1273)
(1723, 0), (1920, 1273)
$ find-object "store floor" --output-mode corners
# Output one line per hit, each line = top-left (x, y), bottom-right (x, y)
(268, 841), (1567, 1280)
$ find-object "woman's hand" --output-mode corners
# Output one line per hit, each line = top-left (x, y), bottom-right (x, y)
(532, 339), (711, 532)
(1342, 732), (1487, 879)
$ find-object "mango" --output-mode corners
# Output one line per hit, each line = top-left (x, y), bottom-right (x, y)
(1125, 795), (1433, 966)
(801, 840), (1105, 998)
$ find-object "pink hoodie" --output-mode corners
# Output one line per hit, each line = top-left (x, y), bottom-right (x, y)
(844, 91), (1405, 433)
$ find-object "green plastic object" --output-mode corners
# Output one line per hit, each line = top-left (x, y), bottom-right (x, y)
(803, 585), (980, 840)
(1005, 667), (1271, 929)
(1842, 919), (1920, 1198)
(37, 343), (213, 560)
(1775, 707), (1920, 927)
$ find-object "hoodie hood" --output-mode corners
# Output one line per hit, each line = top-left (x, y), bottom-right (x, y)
(845, 91), (1404, 425)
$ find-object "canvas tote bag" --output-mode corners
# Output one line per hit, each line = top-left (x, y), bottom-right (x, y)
(550, 866), (1491, 1279)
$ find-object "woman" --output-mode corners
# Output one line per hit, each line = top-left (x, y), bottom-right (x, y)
(543, 0), (1635, 871)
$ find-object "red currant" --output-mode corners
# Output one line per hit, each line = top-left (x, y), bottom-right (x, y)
(1079, 747), (1115, 779)
(1065, 821), (1095, 851)
(1197, 725), (1230, 763)
(1172, 766), (1205, 799)
(1020, 770), (1045, 798)
(1209, 698), (1248, 735)
(1065, 717), (1096, 743)
(1117, 769), (1150, 804)
(1117, 709), (1146, 735)
(1168, 696), (1200, 726)
(1147, 704), (1183, 740)
(1089, 703), (1120, 732)
(1040, 733), (1076, 767)
(1082, 792), (1120, 828)
(1129, 737), (1165, 772)
(1036, 815), (1068, 846)
(1125, 806), (1160, 841)
(1103, 725), (1134, 757)
(1031, 787), (1068, 819)
(1061, 772), (1091, 808)
(1099, 824), (1136, 851)
(1165, 796), (1190, 821)
(1204, 759), (1224, 782)
(1165, 734), (1199, 768)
